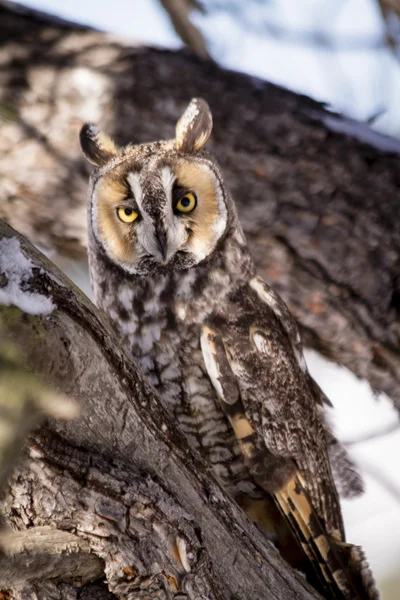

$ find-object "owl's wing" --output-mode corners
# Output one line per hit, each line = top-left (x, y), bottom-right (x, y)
(200, 276), (378, 600)
(249, 276), (364, 501)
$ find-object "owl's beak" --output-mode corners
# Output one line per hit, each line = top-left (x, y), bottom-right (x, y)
(155, 226), (168, 262)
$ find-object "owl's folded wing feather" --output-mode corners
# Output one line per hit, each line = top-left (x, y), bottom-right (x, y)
(200, 278), (379, 599)
(250, 276), (364, 500)
(201, 324), (353, 599)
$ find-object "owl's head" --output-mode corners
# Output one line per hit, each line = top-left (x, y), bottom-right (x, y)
(80, 98), (233, 275)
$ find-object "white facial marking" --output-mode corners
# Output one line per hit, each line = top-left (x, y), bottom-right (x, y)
(188, 237), (207, 262)
(161, 166), (176, 204)
(212, 184), (228, 238)
(127, 171), (143, 209)
(159, 167), (187, 262)
(127, 170), (160, 260)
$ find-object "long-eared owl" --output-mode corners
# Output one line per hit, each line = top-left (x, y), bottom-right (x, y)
(80, 98), (378, 599)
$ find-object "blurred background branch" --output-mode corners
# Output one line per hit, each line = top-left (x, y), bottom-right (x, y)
(0, 325), (78, 493)
(378, 0), (400, 60)
(159, 0), (210, 57)
(344, 420), (400, 447)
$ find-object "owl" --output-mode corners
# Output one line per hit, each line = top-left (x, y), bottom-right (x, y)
(80, 98), (378, 599)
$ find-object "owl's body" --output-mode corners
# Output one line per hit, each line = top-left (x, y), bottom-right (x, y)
(82, 100), (379, 599)
(89, 225), (256, 497)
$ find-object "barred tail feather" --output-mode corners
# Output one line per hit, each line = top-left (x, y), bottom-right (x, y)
(275, 474), (380, 600)
(275, 475), (353, 599)
(335, 543), (380, 600)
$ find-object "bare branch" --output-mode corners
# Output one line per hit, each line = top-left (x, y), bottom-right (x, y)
(344, 420), (400, 447)
(159, 0), (210, 58)
(359, 458), (400, 504)
(377, 0), (400, 60)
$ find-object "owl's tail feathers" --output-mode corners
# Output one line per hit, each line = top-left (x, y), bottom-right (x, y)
(274, 474), (380, 600)
(200, 326), (379, 598)
(334, 542), (380, 600)
(326, 430), (365, 500)
(274, 475), (349, 599)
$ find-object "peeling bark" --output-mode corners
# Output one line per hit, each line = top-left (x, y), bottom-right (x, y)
(0, 1), (399, 413)
(0, 221), (319, 599)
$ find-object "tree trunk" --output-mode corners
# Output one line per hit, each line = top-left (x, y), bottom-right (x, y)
(1, 2), (399, 413)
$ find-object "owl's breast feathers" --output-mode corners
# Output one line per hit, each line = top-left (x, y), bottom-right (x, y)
(201, 275), (379, 600)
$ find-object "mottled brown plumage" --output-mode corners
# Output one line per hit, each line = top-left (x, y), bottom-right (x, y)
(80, 98), (379, 599)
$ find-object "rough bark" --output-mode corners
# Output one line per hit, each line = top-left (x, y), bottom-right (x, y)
(0, 527), (103, 589)
(0, 221), (319, 599)
(1, 1), (399, 413)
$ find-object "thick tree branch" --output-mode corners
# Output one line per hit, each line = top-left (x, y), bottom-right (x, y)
(0, 220), (319, 599)
(1, 1), (399, 415)
(0, 527), (103, 588)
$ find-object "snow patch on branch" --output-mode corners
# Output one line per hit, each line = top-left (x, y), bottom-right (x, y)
(0, 238), (55, 315)
(306, 109), (400, 155)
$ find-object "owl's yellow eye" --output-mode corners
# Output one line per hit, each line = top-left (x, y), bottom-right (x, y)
(117, 206), (139, 223)
(175, 192), (197, 214)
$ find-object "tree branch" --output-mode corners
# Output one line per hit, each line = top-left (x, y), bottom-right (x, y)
(1, 1), (399, 416)
(0, 220), (319, 599)
(377, 0), (400, 60)
(344, 419), (400, 447)
(159, 0), (210, 58)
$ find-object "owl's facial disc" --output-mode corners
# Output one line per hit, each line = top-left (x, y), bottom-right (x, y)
(92, 159), (228, 274)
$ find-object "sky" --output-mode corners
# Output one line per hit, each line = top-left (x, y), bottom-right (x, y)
(14, 0), (400, 595)
(18, 0), (400, 136)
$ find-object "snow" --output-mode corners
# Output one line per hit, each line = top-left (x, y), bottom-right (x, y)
(15, 0), (181, 49)
(305, 350), (400, 583)
(0, 238), (55, 315)
(307, 109), (400, 154)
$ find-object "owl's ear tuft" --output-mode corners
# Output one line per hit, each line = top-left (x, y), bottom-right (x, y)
(175, 98), (213, 154)
(80, 123), (118, 167)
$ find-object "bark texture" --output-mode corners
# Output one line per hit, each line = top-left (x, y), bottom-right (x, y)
(0, 221), (319, 599)
(1, 2), (399, 412)
(0, 527), (103, 589)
